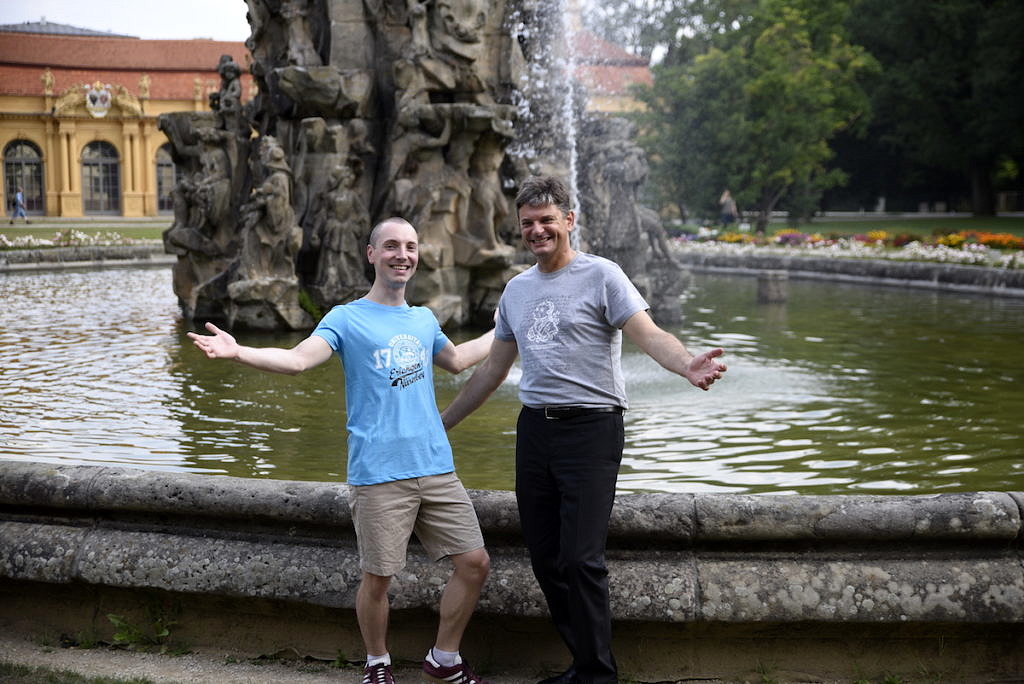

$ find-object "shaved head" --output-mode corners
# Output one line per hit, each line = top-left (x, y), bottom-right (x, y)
(369, 217), (416, 247)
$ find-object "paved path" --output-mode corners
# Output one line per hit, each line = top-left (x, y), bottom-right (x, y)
(0, 632), (539, 684)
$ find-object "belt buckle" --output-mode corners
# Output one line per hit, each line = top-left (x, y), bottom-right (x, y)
(543, 406), (580, 419)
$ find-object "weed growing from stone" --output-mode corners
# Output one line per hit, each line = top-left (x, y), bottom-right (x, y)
(105, 609), (188, 655)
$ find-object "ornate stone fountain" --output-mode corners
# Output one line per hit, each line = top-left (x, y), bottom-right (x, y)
(159, 0), (681, 330)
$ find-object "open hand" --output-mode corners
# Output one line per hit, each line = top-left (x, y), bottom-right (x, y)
(187, 322), (240, 360)
(685, 347), (726, 391)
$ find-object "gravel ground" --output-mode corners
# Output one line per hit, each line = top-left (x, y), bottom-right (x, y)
(0, 632), (539, 684)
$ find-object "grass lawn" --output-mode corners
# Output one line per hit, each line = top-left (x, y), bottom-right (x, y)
(0, 225), (166, 244)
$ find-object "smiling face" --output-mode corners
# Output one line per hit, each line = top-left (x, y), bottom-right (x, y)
(367, 219), (419, 289)
(518, 203), (575, 272)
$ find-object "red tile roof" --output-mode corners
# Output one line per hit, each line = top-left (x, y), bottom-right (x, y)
(571, 30), (652, 98)
(0, 28), (644, 104)
(0, 32), (252, 100)
(0, 33), (251, 70)
(572, 30), (649, 68)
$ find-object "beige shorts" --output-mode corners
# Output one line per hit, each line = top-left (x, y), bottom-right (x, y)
(349, 471), (485, 576)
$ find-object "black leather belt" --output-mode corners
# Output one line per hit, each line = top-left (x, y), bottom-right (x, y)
(525, 405), (624, 420)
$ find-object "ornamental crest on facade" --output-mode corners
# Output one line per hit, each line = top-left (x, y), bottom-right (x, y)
(84, 82), (113, 118)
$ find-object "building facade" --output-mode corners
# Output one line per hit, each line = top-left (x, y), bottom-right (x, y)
(573, 29), (652, 114)
(0, 20), (252, 217)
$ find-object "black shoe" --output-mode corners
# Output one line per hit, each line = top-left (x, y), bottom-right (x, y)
(537, 666), (576, 684)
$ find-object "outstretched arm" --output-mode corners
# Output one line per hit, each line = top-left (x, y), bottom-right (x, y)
(187, 322), (333, 375)
(433, 328), (495, 374)
(622, 310), (726, 391)
(441, 337), (518, 430)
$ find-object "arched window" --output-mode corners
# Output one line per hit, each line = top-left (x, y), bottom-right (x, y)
(81, 141), (120, 214)
(156, 144), (177, 214)
(4, 140), (45, 215)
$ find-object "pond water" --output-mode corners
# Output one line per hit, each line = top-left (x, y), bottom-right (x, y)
(1, 265), (1021, 494)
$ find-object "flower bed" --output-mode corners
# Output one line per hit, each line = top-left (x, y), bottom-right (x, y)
(0, 229), (142, 250)
(672, 229), (1024, 270)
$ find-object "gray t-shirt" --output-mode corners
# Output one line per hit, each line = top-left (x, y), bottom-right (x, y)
(495, 252), (648, 408)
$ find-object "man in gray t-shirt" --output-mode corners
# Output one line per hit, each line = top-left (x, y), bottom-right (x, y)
(495, 251), (646, 409)
(443, 176), (726, 684)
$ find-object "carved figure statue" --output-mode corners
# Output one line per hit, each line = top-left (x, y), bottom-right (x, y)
(281, 0), (322, 66)
(194, 127), (234, 234)
(311, 163), (370, 305)
(114, 85), (143, 117)
(431, 0), (486, 60)
(165, 173), (220, 256)
(224, 136), (310, 329)
(138, 74), (151, 99)
(433, 127), (474, 237)
(639, 205), (678, 265)
(389, 103), (452, 237)
(52, 86), (81, 116)
(466, 135), (513, 256)
(210, 55), (245, 134)
(408, 0), (431, 55)
(41, 68), (54, 95)
(159, 2), (660, 331)
(237, 137), (303, 280)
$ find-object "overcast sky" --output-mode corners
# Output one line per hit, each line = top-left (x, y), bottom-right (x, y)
(0, 0), (251, 42)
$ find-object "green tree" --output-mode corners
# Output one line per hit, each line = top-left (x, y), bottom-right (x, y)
(636, 0), (875, 229)
(844, 0), (1024, 215)
(581, 0), (759, 64)
(581, 0), (682, 61)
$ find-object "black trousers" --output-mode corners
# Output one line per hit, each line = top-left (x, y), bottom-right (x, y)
(515, 407), (624, 684)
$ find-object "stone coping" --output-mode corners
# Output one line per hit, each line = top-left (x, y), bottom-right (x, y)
(674, 251), (1024, 296)
(1, 463), (1021, 543)
(0, 244), (172, 272)
(1, 463), (1022, 626)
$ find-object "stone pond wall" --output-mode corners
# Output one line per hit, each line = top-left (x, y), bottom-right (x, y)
(675, 251), (1024, 297)
(0, 245), (174, 272)
(1, 462), (1022, 680)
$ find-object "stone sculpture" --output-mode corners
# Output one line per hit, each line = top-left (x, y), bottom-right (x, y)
(210, 55), (245, 135)
(159, 0), (679, 331)
(309, 162), (371, 307)
(577, 115), (686, 323)
(227, 136), (311, 329)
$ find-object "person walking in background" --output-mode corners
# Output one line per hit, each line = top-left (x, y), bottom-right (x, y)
(189, 217), (495, 684)
(719, 189), (738, 227)
(9, 186), (29, 224)
(441, 176), (727, 684)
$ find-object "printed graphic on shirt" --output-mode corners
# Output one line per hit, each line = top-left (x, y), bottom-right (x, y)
(373, 333), (427, 389)
(526, 298), (560, 345)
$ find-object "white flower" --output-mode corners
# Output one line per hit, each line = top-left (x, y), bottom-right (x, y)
(670, 236), (1023, 269)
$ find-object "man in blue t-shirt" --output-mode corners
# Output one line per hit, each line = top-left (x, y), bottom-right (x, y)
(189, 217), (494, 684)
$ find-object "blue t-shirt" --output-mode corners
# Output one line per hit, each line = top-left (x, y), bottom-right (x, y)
(312, 299), (452, 485)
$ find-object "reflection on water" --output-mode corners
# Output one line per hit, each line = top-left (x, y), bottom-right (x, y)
(1, 266), (1021, 494)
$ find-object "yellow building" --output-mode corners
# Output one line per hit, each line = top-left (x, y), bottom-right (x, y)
(0, 20), (251, 217)
(566, 0), (652, 114)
